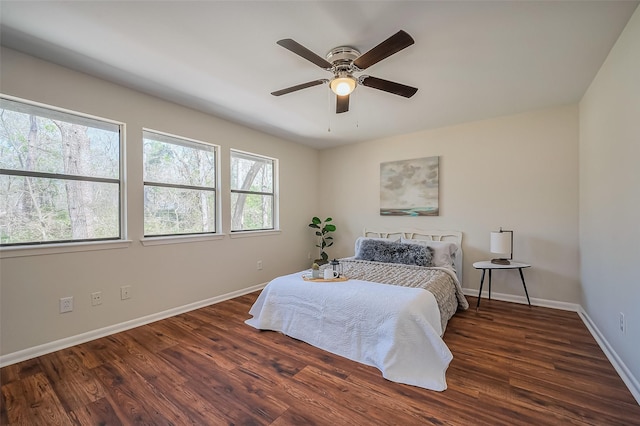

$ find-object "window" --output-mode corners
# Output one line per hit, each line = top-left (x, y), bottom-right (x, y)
(143, 130), (218, 237)
(0, 96), (122, 246)
(230, 150), (276, 232)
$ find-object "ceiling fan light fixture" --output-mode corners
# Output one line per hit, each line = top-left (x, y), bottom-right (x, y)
(330, 76), (357, 96)
(272, 31), (418, 111)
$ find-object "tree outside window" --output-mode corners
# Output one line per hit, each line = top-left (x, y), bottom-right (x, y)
(0, 97), (122, 246)
(230, 150), (276, 232)
(143, 130), (218, 236)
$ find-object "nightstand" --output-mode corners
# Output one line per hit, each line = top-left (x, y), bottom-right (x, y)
(472, 261), (531, 309)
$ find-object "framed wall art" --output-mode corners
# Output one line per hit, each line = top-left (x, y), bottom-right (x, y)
(380, 156), (439, 216)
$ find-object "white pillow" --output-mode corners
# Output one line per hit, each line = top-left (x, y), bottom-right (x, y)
(400, 238), (458, 270)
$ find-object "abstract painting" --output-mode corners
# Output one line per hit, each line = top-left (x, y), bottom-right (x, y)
(380, 156), (439, 216)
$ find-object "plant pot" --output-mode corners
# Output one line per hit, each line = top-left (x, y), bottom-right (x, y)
(314, 259), (328, 266)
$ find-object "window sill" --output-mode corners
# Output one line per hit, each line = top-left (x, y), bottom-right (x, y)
(0, 240), (132, 259)
(229, 229), (281, 239)
(140, 233), (226, 246)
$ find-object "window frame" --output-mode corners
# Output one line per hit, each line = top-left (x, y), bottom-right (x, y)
(142, 129), (220, 238)
(230, 149), (278, 233)
(0, 94), (126, 248)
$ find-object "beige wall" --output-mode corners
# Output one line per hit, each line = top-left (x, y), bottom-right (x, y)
(0, 48), (319, 356)
(579, 7), (640, 386)
(318, 105), (580, 303)
(6, 20), (635, 383)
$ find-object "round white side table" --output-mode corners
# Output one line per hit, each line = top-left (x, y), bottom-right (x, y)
(472, 261), (531, 309)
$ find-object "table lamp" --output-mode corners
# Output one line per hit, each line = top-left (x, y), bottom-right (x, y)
(490, 227), (513, 265)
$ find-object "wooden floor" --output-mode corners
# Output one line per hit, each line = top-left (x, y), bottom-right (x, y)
(2, 293), (639, 425)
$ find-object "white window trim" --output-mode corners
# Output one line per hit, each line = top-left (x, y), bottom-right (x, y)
(0, 94), (127, 248)
(230, 149), (279, 233)
(0, 240), (132, 259)
(142, 128), (221, 238)
(228, 229), (281, 239)
(140, 233), (226, 246)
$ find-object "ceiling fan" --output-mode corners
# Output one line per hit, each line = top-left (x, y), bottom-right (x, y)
(271, 30), (418, 114)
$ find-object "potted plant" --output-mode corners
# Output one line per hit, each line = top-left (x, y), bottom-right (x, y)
(309, 216), (336, 265)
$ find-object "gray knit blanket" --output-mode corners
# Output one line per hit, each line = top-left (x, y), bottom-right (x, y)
(325, 258), (469, 333)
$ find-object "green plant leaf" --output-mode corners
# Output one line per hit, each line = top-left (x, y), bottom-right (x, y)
(310, 216), (336, 264)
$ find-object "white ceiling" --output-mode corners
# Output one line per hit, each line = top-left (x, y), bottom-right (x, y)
(1, 1), (637, 149)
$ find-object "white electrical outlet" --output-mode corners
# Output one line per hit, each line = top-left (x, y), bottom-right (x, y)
(60, 296), (73, 313)
(121, 285), (131, 300)
(91, 291), (102, 306)
(619, 312), (626, 334)
(257, 260), (263, 270)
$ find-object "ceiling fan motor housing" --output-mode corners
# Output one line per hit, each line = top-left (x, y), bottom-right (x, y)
(326, 46), (361, 73)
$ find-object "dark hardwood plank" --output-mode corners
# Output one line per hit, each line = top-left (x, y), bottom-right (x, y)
(20, 373), (71, 425)
(68, 397), (122, 426)
(0, 358), (42, 385)
(37, 349), (106, 414)
(91, 357), (188, 425)
(2, 379), (36, 425)
(2, 292), (639, 425)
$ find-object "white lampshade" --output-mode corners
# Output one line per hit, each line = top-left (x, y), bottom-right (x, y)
(490, 231), (512, 255)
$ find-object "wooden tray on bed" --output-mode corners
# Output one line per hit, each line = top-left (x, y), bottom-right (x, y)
(302, 274), (348, 282)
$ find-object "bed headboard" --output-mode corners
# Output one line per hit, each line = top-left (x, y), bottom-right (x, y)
(363, 229), (462, 244)
(362, 228), (464, 282)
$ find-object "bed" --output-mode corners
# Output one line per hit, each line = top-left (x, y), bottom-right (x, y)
(245, 229), (468, 391)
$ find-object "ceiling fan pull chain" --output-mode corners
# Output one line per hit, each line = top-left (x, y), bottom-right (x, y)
(353, 90), (359, 129)
(327, 87), (332, 132)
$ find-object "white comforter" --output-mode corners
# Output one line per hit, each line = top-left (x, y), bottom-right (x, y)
(245, 272), (453, 391)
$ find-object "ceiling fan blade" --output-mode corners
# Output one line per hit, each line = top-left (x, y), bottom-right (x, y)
(361, 76), (418, 98)
(353, 30), (415, 70)
(336, 94), (350, 114)
(277, 39), (332, 69)
(271, 80), (327, 96)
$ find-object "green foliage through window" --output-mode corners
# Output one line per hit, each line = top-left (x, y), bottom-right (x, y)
(230, 150), (276, 231)
(0, 96), (122, 245)
(143, 130), (217, 236)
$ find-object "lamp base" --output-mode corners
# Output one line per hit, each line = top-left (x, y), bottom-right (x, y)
(491, 258), (511, 265)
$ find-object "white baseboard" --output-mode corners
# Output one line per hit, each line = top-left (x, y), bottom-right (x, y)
(4, 284), (638, 406)
(462, 287), (581, 312)
(462, 287), (639, 405)
(0, 283), (268, 368)
(578, 308), (640, 405)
